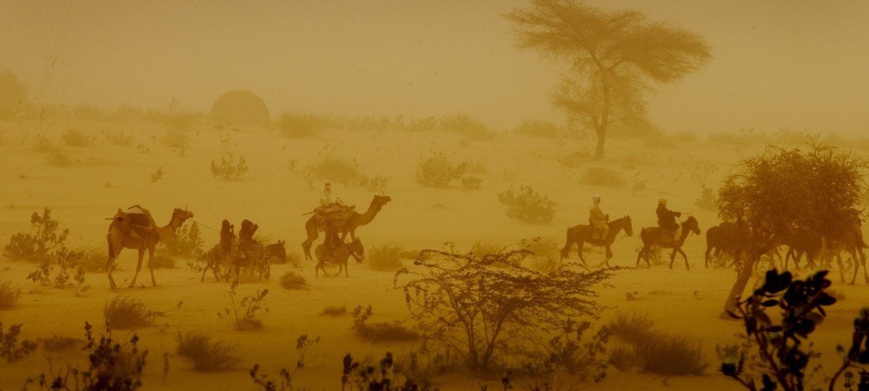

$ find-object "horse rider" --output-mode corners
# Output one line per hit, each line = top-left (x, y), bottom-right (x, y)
(219, 219), (235, 255)
(656, 197), (682, 242)
(589, 194), (609, 240)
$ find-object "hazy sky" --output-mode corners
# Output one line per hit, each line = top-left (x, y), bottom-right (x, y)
(2, 0), (868, 134)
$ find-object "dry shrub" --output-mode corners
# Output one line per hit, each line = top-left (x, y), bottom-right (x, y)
(580, 167), (626, 188)
(46, 151), (75, 167)
(440, 114), (496, 141)
(77, 248), (107, 273)
(513, 119), (561, 138)
(306, 157), (368, 187)
(39, 335), (82, 353)
(276, 111), (336, 138)
(519, 237), (562, 274)
(284, 252), (302, 267)
(416, 152), (467, 188)
(0, 281), (20, 309)
(497, 185), (556, 224)
(366, 243), (406, 271)
(61, 128), (91, 147)
(176, 331), (240, 372)
(608, 311), (707, 376)
(104, 296), (157, 330)
(320, 305), (348, 317)
(352, 305), (420, 343)
(160, 129), (192, 150)
(280, 271), (306, 290)
(608, 345), (639, 371)
(102, 130), (135, 146)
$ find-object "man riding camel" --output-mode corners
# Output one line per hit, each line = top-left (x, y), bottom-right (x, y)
(315, 180), (352, 249)
(656, 197), (682, 243)
(589, 194), (609, 241)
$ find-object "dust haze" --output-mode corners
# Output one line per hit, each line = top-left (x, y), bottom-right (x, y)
(1, 1), (868, 390)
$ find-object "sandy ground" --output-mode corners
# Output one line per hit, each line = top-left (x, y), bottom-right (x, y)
(0, 118), (867, 390)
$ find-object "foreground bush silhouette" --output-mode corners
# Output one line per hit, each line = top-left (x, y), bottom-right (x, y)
(722, 269), (869, 390)
(1, 321), (38, 363)
(26, 322), (147, 390)
(395, 246), (611, 371)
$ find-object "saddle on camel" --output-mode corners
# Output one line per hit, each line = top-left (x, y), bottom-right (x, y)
(111, 205), (160, 241)
(315, 203), (355, 248)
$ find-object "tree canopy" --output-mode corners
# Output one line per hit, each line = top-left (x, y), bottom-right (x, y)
(507, 0), (711, 159)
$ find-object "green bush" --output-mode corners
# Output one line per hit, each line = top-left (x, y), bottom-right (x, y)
(176, 331), (240, 372)
(580, 167), (626, 188)
(416, 152), (467, 188)
(497, 185), (556, 224)
(104, 296), (157, 330)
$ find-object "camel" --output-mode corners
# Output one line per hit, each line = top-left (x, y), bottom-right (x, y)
(314, 237), (365, 277)
(559, 216), (633, 268)
(106, 207), (194, 289)
(636, 215), (701, 270)
(302, 195), (391, 260)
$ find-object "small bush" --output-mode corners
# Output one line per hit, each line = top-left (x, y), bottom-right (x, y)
(321, 305), (348, 317)
(159, 221), (203, 258)
(497, 185), (556, 224)
(608, 311), (707, 376)
(211, 153), (249, 180)
(280, 271), (307, 290)
(104, 296), (157, 330)
(580, 167), (626, 188)
(160, 129), (191, 150)
(696, 183), (718, 211)
(0, 322), (38, 362)
(306, 157), (368, 187)
(26, 247), (88, 294)
(39, 335), (81, 353)
(460, 176), (483, 190)
(352, 305), (420, 343)
(440, 114), (496, 141)
(61, 128), (91, 147)
(0, 281), (21, 309)
(218, 281), (269, 330)
(176, 331), (240, 372)
(519, 237), (562, 274)
(4, 208), (69, 262)
(46, 151), (75, 167)
(366, 243), (405, 271)
(416, 152), (467, 188)
(276, 111), (335, 138)
(103, 130), (134, 146)
(77, 247), (107, 272)
(513, 119), (561, 138)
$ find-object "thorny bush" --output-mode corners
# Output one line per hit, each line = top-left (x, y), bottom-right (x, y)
(395, 246), (611, 371)
(497, 185), (556, 224)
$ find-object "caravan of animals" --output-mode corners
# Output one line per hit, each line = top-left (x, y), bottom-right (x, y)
(2, 107), (869, 390)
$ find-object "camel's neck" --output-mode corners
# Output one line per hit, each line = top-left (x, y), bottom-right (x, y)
(155, 216), (185, 242)
(355, 201), (383, 227)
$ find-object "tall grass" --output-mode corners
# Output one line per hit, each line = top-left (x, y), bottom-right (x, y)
(104, 296), (157, 330)
(607, 311), (708, 376)
(176, 331), (240, 372)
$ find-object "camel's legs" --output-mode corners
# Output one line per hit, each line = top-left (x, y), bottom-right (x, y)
(106, 235), (119, 289)
(129, 248), (146, 288)
(147, 245), (157, 287)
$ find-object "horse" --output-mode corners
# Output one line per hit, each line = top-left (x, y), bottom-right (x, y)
(636, 215), (701, 269)
(314, 237), (365, 277)
(560, 216), (633, 268)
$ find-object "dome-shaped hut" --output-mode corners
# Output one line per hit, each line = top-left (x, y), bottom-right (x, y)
(210, 90), (270, 128)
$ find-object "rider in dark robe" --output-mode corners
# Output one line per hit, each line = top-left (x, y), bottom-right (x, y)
(656, 198), (682, 241)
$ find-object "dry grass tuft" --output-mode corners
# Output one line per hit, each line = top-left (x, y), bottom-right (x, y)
(104, 296), (157, 330)
(0, 281), (21, 309)
(176, 331), (240, 372)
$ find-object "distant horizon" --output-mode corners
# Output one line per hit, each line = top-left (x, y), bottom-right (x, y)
(3, 0), (868, 136)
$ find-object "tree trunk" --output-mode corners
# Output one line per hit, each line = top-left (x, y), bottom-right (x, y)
(720, 256), (757, 319)
(594, 129), (606, 160)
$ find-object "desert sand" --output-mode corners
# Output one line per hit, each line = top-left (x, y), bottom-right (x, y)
(0, 119), (867, 390)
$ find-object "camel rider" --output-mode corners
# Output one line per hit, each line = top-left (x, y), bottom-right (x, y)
(589, 195), (609, 240)
(656, 198), (682, 242)
(317, 180), (342, 248)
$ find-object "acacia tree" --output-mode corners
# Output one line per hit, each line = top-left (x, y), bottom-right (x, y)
(394, 247), (611, 371)
(507, 0), (711, 159)
(717, 144), (867, 316)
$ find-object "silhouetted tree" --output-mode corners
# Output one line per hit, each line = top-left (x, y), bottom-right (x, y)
(0, 70), (27, 119)
(507, 0), (711, 159)
(717, 144), (867, 316)
(395, 247), (611, 371)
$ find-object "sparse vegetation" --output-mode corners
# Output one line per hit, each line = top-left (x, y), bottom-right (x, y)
(498, 185), (556, 224)
(0, 322), (38, 363)
(580, 167), (626, 188)
(26, 322), (146, 390)
(103, 129), (135, 146)
(440, 113), (497, 141)
(276, 111), (336, 138)
(280, 271), (307, 290)
(26, 246), (88, 294)
(608, 311), (707, 376)
(366, 243), (406, 271)
(416, 152), (467, 188)
(4, 208), (69, 262)
(211, 152), (249, 180)
(61, 128), (91, 147)
(396, 246), (611, 371)
(176, 330), (240, 372)
(38, 335), (81, 353)
(218, 281), (269, 330)
(159, 221), (204, 258)
(351, 305), (420, 343)
(513, 119), (561, 138)
(321, 305), (348, 317)
(104, 296), (158, 330)
(0, 281), (21, 309)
